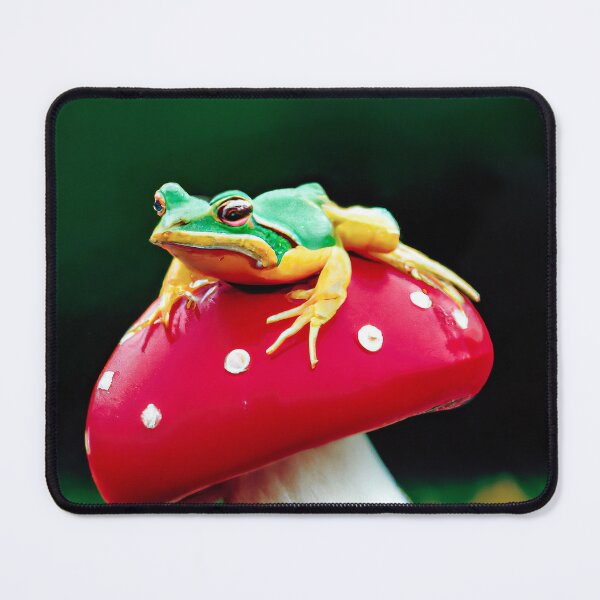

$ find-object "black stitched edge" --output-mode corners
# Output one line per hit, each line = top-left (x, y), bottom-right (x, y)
(45, 87), (557, 515)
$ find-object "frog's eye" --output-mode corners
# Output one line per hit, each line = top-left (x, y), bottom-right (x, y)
(153, 192), (166, 217)
(216, 197), (253, 226)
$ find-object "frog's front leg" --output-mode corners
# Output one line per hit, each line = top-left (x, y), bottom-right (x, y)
(266, 245), (352, 368)
(127, 258), (219, 335)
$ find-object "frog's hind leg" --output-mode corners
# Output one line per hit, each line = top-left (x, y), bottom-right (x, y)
(367, 243), (480, 306)
(321, 202), (400, 254)
(323, 203), (478, 304)
(266, 245), (352, 368)
(126, 258), (219, 336)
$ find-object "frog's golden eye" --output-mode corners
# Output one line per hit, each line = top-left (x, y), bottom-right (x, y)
(153, 192), (166, 217)
(217, 197), (253, 226)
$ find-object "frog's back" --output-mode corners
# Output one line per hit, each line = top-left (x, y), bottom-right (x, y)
(253, 183), (336, 250)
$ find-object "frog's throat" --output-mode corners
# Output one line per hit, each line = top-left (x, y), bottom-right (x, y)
(150, 230), (279, 268)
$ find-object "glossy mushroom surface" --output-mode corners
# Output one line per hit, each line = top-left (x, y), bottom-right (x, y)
(86, 257), (493, 503)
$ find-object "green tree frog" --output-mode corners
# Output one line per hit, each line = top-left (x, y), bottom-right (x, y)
(130, 182), (479, 368)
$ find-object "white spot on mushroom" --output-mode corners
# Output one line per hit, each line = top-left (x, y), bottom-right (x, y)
(410, 290), (432, 309)
(141, 403), (162, 429)
(84, 429), (91, 455)
(97, 371), (115, 391)
(224, 349), (251, 374)
(358, 324), (384, 352)
(452, 308), (469, 330)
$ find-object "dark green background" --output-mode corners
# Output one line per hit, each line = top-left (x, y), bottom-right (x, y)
(53, 93), (549, 504)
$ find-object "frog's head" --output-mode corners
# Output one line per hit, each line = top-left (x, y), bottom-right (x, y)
(150, 183), (291, 270)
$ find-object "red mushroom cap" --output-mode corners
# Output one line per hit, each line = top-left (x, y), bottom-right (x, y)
(86, 256), (493, 503)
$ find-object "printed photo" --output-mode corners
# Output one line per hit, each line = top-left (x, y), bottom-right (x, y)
(46, 89), (555, 510)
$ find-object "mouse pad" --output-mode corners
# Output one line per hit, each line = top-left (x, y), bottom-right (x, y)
(46, 88), (556, 513)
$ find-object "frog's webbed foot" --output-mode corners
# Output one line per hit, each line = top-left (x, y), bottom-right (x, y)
(125, 258), (218, 337)
(266, 246), (352, 368)
(126, 278), (217, 337)
(127, 279), (214, 333)
(368, 242), (480, 306)
(266, 293), (343, 368)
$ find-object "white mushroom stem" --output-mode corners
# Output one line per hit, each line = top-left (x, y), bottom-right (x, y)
(181, 434), (410, 504)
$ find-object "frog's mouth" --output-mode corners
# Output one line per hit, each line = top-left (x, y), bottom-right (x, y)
(150, 230), (279, 269)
